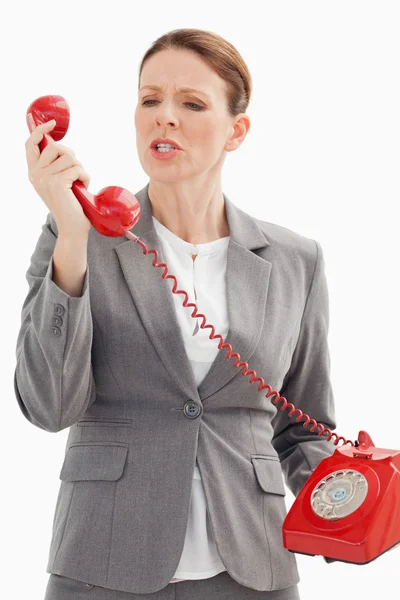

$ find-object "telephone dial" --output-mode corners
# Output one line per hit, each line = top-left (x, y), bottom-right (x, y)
(26, 95), (400, 565)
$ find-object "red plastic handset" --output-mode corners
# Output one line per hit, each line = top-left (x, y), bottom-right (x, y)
(26, 95), (141, 237)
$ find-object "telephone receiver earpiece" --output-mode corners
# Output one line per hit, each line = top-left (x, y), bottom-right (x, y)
(26, 95), (141, 236)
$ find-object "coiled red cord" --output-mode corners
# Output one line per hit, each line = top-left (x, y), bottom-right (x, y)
(125, 231), (354, 448)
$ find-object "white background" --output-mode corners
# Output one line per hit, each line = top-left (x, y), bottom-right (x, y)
(2, 0), (399, 598)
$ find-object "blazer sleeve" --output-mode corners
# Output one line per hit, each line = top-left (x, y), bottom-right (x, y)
(13, 211), (96, 433)
(271, 239), (338, 497)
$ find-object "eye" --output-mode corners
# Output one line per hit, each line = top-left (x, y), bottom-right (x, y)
(142, 100), (204, 111)
(186, 102), (203, 111)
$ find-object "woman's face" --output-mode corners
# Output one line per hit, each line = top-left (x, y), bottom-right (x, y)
(134, 48), (246, 183)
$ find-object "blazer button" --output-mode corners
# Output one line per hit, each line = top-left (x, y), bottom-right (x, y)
(52, 315), (63, 327)
(85, 583), (94, 589)
(52, 326), (62, 337)
(183, 401), (202, 419)
(54, 304), (65, 316)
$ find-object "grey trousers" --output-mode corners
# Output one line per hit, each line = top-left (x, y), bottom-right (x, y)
(44, 571), (301, 600)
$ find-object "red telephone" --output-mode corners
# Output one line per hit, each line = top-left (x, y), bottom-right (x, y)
(26, 95), (400, 565)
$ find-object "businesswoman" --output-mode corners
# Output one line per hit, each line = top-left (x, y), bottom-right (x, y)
(17, 28), (337, 599)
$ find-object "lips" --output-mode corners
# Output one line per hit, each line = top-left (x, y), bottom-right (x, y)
(150, 138), (183, 150)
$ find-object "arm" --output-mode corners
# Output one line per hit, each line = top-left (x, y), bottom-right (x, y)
(271, 240), (337, 497)
(13, 212), (96, 432)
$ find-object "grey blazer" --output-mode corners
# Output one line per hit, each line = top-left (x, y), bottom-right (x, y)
(14, 182), (337, 594)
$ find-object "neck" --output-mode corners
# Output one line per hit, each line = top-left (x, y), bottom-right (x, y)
(148, 179), (230, 245)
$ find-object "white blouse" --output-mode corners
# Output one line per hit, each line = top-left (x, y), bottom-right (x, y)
(152, 215), (230, 584)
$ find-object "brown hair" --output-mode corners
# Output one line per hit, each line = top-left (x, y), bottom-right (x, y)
(138, 28), (252, 117)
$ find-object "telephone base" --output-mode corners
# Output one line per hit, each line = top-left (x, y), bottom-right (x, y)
(288, 537), (400, 564)
(282, 431), (400, 564)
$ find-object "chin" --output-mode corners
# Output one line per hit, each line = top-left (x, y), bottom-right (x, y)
(151, 175), (186, 185)
(145, 165), (187, 182)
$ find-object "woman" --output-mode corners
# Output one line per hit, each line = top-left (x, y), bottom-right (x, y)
(17, 28), (337, 599)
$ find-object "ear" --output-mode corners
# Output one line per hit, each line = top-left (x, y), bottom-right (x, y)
(224, 113), (251, 152)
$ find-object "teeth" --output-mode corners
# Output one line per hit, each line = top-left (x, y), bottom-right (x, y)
(156, 144), (175, 149)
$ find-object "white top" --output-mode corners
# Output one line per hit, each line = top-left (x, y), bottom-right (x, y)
(152, 215), (230, 583)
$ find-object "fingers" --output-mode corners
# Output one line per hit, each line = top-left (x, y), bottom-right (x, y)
(79, 169), (91, 189)
(45, 151), (82, 176)
(25, 116), (89, 192)
(37, 139), (76, 170)
(25, 117), (56, 171)
(46, 164), (91, 194)
(54, 143), (76, 156)
(27, 113), (36, 131)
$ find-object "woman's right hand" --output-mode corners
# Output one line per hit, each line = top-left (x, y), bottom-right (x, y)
(25, 116), (92, 237)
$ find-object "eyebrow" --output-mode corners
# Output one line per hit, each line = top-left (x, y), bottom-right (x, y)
(139, 85), (210, 99)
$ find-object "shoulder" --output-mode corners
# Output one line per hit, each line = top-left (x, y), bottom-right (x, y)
(253, 214), (319, 266)
(239, 211), (324, 295)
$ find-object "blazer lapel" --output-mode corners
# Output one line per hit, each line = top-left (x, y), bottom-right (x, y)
(114, 183), (271, 403)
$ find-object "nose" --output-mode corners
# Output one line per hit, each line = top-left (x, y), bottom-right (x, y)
(155, 106), (178, 128)
(156, 115), (177, 128)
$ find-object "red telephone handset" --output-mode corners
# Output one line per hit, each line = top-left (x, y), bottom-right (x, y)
(26, 95), (400, 565)
(26, 96), (141, 237)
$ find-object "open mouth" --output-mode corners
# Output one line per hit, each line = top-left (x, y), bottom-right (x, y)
(150, 146), (181, 159)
